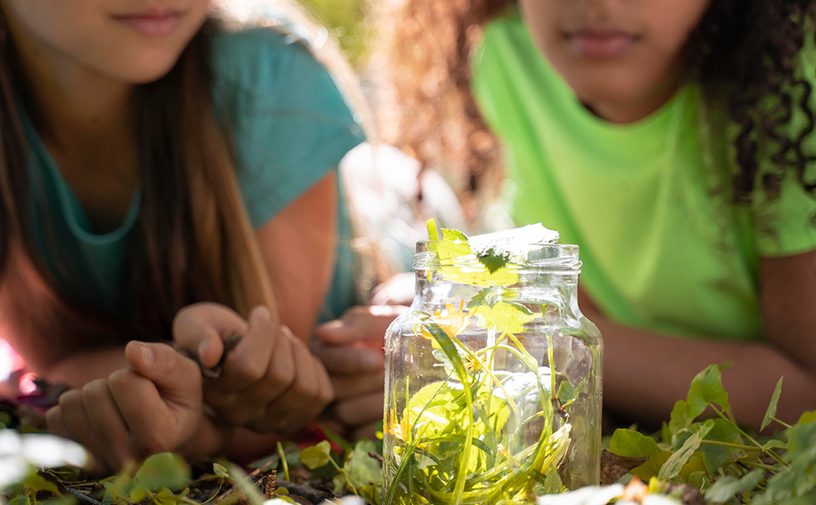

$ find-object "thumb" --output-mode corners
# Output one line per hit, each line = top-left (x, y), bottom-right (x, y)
(173, 303), (248, 368)
(125, 341), (201, 401)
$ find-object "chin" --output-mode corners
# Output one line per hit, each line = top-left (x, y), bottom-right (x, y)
(115, 56), (184, 84)
(560, 71), (650, 112)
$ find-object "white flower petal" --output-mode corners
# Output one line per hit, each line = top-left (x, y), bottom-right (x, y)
(320, 498), (366, 505)
(537, 484), (625, 505)
(0, 457), (29, 490)
(20, 434), (90, 468)
(643, 496), (683, 505)
(0, 431), (22, 456)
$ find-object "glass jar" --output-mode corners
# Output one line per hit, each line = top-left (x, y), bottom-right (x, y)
(382, 238), (602, 504)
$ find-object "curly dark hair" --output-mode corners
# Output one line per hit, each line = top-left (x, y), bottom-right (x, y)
(380, 0), (816, 206)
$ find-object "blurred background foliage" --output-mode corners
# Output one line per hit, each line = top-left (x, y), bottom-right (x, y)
(297, 0), (373, 66)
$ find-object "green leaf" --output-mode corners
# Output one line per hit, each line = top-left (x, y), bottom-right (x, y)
(761, 377), (784, 431)
(659, 420), (714, 480)
(705, 469), (764, 503)
(102, 473), (133, 504)
(153, 487), (188, 505)
(131, 453), (191, 495)
(426, 219), (440, 242)
(342, 440), (382, 503)
(22, 473), (60, 495)
(608, 429), (661, 458)
(213, 463), (229, 479)
(668, 400), (694, 434)
(300, 440), (332, 470)
(472, 301), (535, 335)
(798, 410), (816, 425)
(763, 439), (787, 451)
(698, 418), (742, 475)
(466, 287), (507, 309)
(630, 451), (671, 481)
(426, 219), (472, 262)
(687, 364), (732, 416)
(556, 379), (580, 409)
(477, 247), (510, 273)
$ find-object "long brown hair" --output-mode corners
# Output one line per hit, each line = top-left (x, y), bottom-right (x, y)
(0, 16), (275, 344)
(381, 0), (816, 207)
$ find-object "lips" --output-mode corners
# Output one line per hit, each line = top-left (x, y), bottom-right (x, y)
(563, 28), (640, 58)
(111, 9), (183, 37)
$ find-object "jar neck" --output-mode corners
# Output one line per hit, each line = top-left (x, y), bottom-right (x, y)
(414, 269), (581, 316)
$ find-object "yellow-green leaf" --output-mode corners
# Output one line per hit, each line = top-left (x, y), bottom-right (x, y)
(761, 377), (784, 431)
(300, 440), (331, 470)
(473, 302), (535, 335)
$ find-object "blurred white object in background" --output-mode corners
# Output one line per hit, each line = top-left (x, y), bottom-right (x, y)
(0, 430), (90, 491)
(341, 142), (467, 287)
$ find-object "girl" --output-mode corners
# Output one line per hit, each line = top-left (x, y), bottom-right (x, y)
(0, 0), (364, 470)
(377, 0), (816, 430)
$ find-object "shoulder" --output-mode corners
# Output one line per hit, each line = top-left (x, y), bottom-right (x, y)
(209, 23), (332, 109)
(206, 19), (365, 228)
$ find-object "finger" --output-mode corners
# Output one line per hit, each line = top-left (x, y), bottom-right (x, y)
(118, 344), (202, 456)
(249, 344), (329, 434)
(46, 405), (69, 440)
(330, 370), (384, 401)
(333, 392), (384, 428)
(217, 307), (277, 392)
(126, 342), (202, 407)
(213, 330), (294, 425)
(312, 343), (383, 375)
(173, 303), (248, 368)
(108, 369), (196, 457)
(56, 390), (101, 461)
(314, 306), (403, 346)
(82, 379), (136, 470)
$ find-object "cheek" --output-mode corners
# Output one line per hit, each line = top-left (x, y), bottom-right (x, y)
(647, 2), (710, 57)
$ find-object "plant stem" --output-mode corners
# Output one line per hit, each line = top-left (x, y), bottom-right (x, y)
(771, 416), (793, 430)
(700, 440), (762, 451)
(738, 460), (778, 472)
(276, 442), (290, 482)
(328, 457), (359, 496)
(711, 407), (788, 468)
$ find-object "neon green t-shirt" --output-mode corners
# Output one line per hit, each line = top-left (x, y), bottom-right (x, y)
(472, 11), (816, 341)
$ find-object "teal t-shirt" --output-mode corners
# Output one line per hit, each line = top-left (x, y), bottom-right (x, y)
(472, 11), (816, 341)
(23, 25), (365, 323)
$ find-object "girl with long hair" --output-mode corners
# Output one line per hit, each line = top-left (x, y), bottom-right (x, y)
(0, 0), (364, 469)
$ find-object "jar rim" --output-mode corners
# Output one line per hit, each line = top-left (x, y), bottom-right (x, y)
(414, 241), (581, 273)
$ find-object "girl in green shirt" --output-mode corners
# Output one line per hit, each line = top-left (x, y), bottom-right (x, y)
(0, 0), (365, 470)
(379, 0), (816, 430)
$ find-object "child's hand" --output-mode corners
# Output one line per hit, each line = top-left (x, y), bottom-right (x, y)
(45, 341), (203, 473)
(173, 303), (334, 435)
(313, 305), (405, 440)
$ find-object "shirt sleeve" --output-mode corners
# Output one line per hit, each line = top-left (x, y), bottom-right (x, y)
(211, 26), (366, 228)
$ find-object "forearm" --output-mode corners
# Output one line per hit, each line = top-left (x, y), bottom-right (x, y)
(599, 317), (816, 430)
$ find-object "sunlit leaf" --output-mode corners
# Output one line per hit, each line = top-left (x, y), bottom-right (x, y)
(301, 441), (332, 470)
(472, 301), (535, 335)
(761, 377), (784, 431)
(213, 462), (229, 479)
(129, 452), (191, 502)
